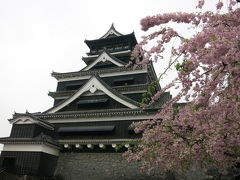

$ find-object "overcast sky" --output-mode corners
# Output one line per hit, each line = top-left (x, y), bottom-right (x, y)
(0, 0), (217, 150)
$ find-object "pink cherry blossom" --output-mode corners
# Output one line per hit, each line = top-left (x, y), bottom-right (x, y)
(125, 0), (240, 176)
(216, 1), (224, 10)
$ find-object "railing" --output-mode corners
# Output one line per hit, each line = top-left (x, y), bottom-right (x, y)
(90, 45), (131, 55)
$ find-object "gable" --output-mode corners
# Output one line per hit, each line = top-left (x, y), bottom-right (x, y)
(45, 76), (139, 113)
(13, 117), (37, 124)
(82, 51), (125, 71)
(100, 24), (123, 39)
(101, 29), (122, 39)
(9, 115), (54, 130)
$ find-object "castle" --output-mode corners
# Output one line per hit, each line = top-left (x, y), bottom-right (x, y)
(0, 24), (171, 179)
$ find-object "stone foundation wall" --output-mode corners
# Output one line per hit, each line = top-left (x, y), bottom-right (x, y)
(0, 173), (56, 180)
(54, 152), (165, 180)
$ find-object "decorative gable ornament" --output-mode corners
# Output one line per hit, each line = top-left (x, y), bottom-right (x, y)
(89, 84), (97, 93)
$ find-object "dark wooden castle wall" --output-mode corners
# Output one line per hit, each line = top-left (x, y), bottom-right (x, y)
(125, 93), (145, 102)
(114, 54), (131, 62)
(0, 151), (58, 176)
(54, 93), (144, 107)
(56, 80), (88, 91)
(54, 120), (141, 140)
(10, 124), (35, 138)
(85, 54), (132, 65)
(53, 99), (64, 106)
(10, 124), (54, 138)
(90, 62), (117, 70)
(56, 73), (148, 92)
(58, 95), (128, 112)
(103, 73), (148, 86)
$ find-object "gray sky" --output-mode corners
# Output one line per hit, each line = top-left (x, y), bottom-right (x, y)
(0, 0), (216, 150)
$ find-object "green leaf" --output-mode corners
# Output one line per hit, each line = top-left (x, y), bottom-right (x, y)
(175, 63), (181, 71)
(193, 105), (199, 111)
(211, 35), (217, 41)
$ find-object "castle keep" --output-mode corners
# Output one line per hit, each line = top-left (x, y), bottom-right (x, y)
(0, 25), (170, 179)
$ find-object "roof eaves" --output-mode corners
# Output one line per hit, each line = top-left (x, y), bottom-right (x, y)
(51, 65), (146, 80)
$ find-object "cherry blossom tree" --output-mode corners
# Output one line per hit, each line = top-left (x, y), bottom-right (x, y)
(126, 0), (240, 176)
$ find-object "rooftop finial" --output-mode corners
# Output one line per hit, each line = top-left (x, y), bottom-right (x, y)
(99, 23), (123, 39)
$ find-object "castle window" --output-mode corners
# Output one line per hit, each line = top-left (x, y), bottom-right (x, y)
(114, 77), (134, 86)
(77, 98), (108, 105)
(77, 98), (109, 109)
(58, 126), (115, 135)
(66, 82), (84, 90)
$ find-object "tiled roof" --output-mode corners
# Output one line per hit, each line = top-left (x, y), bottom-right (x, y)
(0, 133), (59, 147)
(34, 108), (157, 120)
(52, 65), (146, 80)
(84, 33), (137, 48)
(48, 84), (149, 99)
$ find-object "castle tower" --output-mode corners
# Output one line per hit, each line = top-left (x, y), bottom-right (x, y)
(0, 24), (171, 178)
